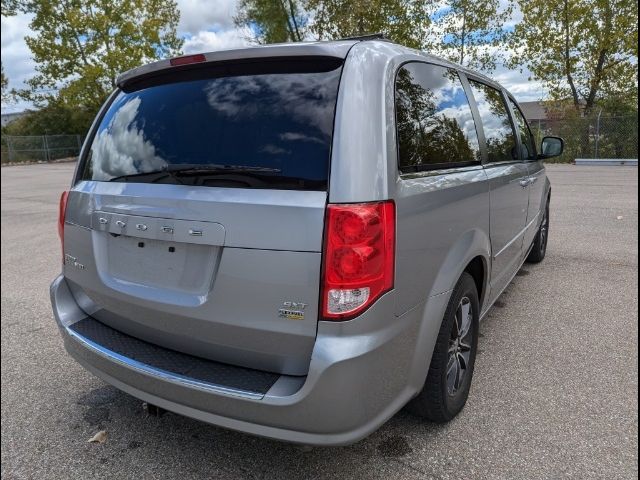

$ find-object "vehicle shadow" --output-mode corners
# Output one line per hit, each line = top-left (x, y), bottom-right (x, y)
(75, 382), (452, 479)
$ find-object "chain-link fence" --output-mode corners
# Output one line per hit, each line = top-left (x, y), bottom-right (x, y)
(530, 114), (638, 163)
(1, 135), (84, 164)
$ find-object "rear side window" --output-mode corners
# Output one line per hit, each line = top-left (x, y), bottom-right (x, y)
(395, 62), (481, 172)
(510, 99), (537, 160)
(468, 81), (518, 163)
(80, 60), (343, 190)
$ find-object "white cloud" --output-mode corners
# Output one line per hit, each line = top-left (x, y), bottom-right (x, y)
(1, 12), (30, 48)
(176, 0), (239, 34)
(1, 13), (36, 112)
(475, 42), (547, 102)
(90, 96), (166, 180)
(183, 29), (250, 54)
(493, 64), (547, 102)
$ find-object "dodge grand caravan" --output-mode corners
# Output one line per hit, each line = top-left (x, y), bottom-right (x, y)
(50, 36), (564, 446)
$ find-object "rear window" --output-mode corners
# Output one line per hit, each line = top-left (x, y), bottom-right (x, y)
(80, 60), (343, 190)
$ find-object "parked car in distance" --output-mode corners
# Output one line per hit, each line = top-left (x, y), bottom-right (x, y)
(51, 35), (563, 446)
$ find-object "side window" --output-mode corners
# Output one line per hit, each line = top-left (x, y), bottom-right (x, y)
(468, 81), (518, 163)
(510, 100), (537, 160)
(395, 63), (481, 172)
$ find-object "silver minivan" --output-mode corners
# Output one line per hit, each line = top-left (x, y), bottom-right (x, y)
(50, 37), (563, 446)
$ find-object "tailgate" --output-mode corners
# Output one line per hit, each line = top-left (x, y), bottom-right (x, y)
(63, 184), (326, 376)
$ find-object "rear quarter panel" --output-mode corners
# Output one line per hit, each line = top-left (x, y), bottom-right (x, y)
(394, 169), (491, 315)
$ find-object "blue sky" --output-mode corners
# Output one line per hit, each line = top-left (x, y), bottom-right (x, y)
(1, 0), (544, 114)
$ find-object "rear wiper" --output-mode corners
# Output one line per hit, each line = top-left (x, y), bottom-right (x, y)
(108, 168), (182, 184)
(108, 164), (281, 183)
(164, 164), (282, 174)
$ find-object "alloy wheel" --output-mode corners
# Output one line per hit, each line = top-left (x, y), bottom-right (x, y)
(447, 297), (473, 395)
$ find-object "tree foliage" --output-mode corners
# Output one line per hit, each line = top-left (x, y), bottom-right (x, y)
(1, 62), (8, 102)
(1, 0), (20, 16)
(235, 0), (307, 43)
(306, 0), (431, 48)
(19, 0), (183, 114)
(2, 99), (95, 135)
(430, 0), (513, 72)
(509, 0), (638, 114)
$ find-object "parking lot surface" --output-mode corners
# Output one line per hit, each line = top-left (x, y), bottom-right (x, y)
(1, 163), (638, 479)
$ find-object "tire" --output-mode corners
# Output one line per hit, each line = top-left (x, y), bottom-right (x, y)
(407, 272), (479, 422)
(526, 199), (550, 264)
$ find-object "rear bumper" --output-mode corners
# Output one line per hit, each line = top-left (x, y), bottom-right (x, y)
(51, 275), (449, 445)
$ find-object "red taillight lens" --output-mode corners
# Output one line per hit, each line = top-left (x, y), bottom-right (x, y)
(58, 191), (69, 262)
(321, 201), (395, 320)
(169, 54), (206, 66)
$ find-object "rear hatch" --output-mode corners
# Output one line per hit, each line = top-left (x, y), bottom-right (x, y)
(62, 57), (344, 375)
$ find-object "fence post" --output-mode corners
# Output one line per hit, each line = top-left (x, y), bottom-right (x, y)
(43, 135), (50, 162)
(77, 134), (82, 151)
(594, 109), (602, 159)
(7, 136), (14, 163)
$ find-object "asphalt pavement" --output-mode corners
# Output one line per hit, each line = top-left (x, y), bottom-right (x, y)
(1, 163), (638, 479)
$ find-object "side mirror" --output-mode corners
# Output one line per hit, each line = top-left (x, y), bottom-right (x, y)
(540, 136), (564, 159)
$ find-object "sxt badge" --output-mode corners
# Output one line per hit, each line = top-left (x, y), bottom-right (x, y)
(278, 301), (307, 320)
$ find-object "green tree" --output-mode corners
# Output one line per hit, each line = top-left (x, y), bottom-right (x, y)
(430, 0), (514, 72)
(510, 0), (638, 115)
(1, 62), (8, 102)
(306, 0), (432, 49)
(235, 0), (307, 43)
(19, 0), (183, 115)
(1, 0), (20, 16)
(2, 99), (94, 135)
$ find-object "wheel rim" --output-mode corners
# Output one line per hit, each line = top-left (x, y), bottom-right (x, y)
(540, 206), (549, 254)
(447, 297), (473, 396)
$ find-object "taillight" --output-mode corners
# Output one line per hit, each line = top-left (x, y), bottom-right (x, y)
(58, 191), (69, 261)
(169, 54), (206, 66)
(321, 201), (395, 320)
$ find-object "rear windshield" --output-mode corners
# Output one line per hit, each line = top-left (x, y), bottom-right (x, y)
(80, 60), (343, 190)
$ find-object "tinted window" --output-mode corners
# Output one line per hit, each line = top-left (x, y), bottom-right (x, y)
(81, 62), (343, 190)
(510, 99), (537, 160)
(395, 63), (481, 171)
(468, 81), (518, 163)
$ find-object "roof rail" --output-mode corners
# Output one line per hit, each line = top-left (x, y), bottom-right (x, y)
(339, 33), (387, 42)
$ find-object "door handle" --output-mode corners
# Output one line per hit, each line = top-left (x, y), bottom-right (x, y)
(519, 179), (530, 188)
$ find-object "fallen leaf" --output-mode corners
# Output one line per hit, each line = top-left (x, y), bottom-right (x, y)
(294, 444), (314, 453)
(88, 430), (107, 444)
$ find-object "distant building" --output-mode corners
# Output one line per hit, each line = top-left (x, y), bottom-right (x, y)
(519, 99), (588, 124)
(519, 101), (548, 122)
(1, 111), (28, 127)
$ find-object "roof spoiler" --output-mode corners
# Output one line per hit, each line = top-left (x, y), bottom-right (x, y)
(116, 40), (368, 90)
